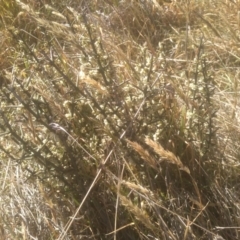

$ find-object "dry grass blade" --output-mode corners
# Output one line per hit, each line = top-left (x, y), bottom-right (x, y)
(119, 195), (158, 234)
(145, 137), (190, 174)
(1, 0), (240, 239)
(126, 139), (158, 170)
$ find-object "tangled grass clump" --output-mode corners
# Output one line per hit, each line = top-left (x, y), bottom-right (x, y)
(0, 0), (240, 239)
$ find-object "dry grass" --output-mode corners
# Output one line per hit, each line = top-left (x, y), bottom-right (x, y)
(1, 0), (240, 239)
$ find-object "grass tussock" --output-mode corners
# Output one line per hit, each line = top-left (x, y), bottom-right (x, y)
(0, 0), (240, 239)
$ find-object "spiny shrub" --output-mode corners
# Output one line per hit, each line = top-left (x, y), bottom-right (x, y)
(0, 1), (239, 240)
